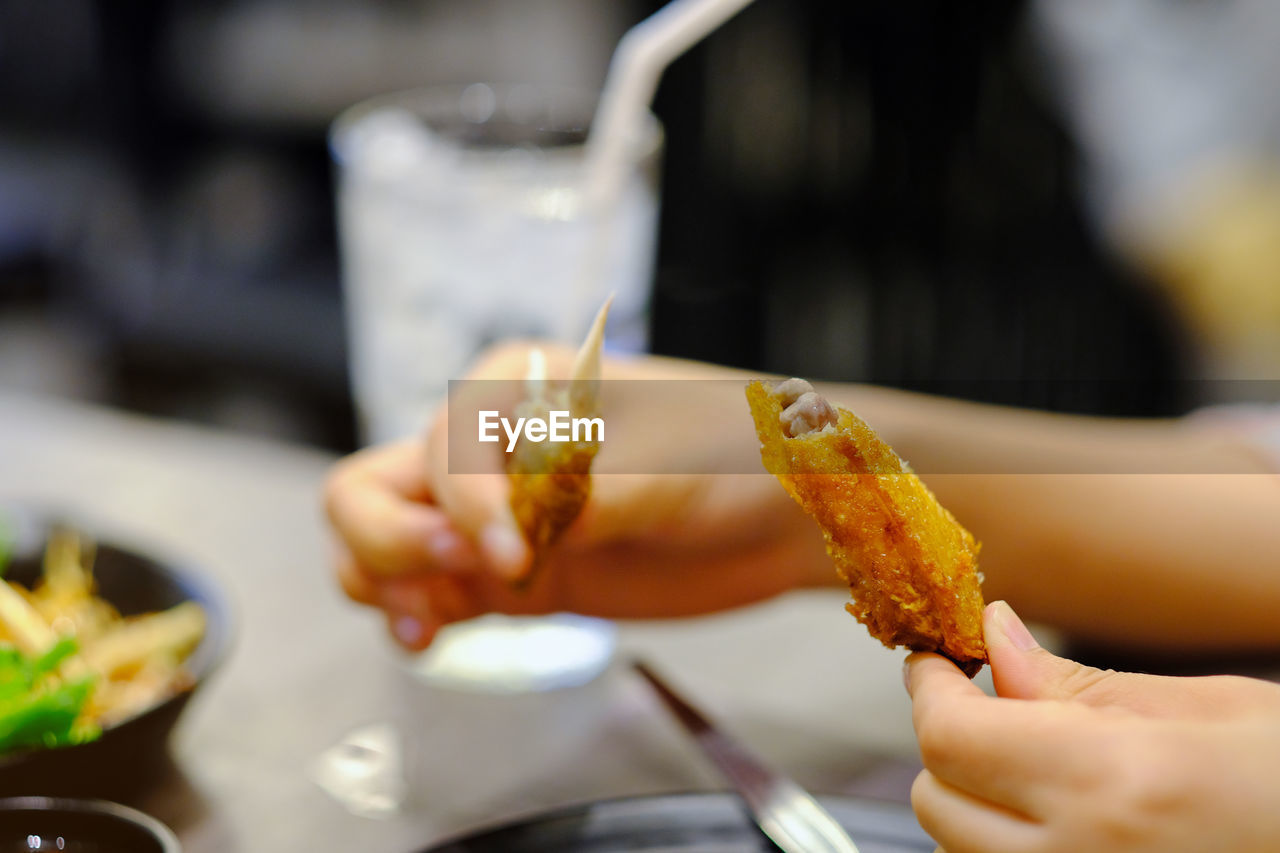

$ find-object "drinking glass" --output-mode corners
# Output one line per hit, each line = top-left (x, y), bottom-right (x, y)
(330, 83), (663, 691)
(331, 82), (661, 444)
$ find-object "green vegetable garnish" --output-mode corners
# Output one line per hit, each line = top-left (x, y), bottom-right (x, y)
(0, 637), (100, 754)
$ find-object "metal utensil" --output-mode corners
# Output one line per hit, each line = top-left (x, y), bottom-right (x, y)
(632, 659), (862, 853)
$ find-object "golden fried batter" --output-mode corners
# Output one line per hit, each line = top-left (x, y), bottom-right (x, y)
(747, 379), (987, 676)
(505, 299), (609, 581)
(506, 402), (599, 558)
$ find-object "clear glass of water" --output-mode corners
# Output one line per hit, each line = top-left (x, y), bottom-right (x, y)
(331, 82), (662, 443)
(329, 84), (663, 692)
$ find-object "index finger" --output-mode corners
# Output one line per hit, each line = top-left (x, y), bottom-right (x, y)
(905, 652), (987, 705)
(906, 652), (1102, 818)
(426, 400), (530, 580)
(325, 440), (481, 576)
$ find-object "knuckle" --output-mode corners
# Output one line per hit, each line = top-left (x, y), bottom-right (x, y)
(1082, 733), (1193, 845)
(1051, 661), (1116, 700)
(322, 454), (365, 525)
(383, 579), (433, 616)
(1085, 800), (1154, 847)
(908, 771), (948, 849)
(909, 769), (933, 813)
(1208, 674), (1280, 708)
(321, 471), (349, 527)
(335, 564), (358, 596)
(339, 573), (372, 605)
(336, 559), (379, 606)
(914, 710), (960, 769)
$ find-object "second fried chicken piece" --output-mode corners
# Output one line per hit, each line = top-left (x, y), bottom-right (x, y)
(505, 299), (610, 581)
(747, 379), (987, 676)
(506, 400), (598, 557)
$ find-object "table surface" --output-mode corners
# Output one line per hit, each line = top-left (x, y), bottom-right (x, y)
(0, 392), (938, 853)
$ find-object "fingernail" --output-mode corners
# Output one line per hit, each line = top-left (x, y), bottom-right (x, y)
(480, 523), (528, 579)
(991, 601), (1039, 651)
(427, 528), (467, 562)
(901, 652), (925, 697)
(393, 615), (426, 647)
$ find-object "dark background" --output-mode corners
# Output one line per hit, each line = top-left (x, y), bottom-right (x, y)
(0, 0), (1190, 452)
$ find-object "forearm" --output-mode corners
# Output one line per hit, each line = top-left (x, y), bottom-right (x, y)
(842, 385), (1280, 650)
(622, 356), (1280, 648)
(502, 343), (1280, 648)
(958, 473), (1280, 651)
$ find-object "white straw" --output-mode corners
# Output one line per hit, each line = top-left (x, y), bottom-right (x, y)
(582, 0), (758, 209)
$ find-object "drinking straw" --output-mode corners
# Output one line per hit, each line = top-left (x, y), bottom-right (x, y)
(581, 0), (759, 209)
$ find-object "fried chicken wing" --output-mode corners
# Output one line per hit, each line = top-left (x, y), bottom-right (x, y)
(747, 379), (987, 676)
(505, 299), (610, 580)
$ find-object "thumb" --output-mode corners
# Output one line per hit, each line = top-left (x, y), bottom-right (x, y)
(985, 600), (1257, 718)
(985, 600), (1113, 702)
(425, 406), (531, 581)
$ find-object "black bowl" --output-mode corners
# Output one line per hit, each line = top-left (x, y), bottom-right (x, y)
(0, 507), (232, 797)
(0, 797), (180, 852)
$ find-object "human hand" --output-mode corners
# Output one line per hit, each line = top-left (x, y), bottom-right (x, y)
(324, 342), (832, 650)
(906, 600), (1280, 853)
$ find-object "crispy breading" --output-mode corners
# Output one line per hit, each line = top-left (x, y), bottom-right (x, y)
(504, 299), (610, 580)
(747, 380), (987, 676)
(506, 411), (598, 557)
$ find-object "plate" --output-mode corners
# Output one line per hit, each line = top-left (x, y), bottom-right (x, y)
(422, 792), (935, 852)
